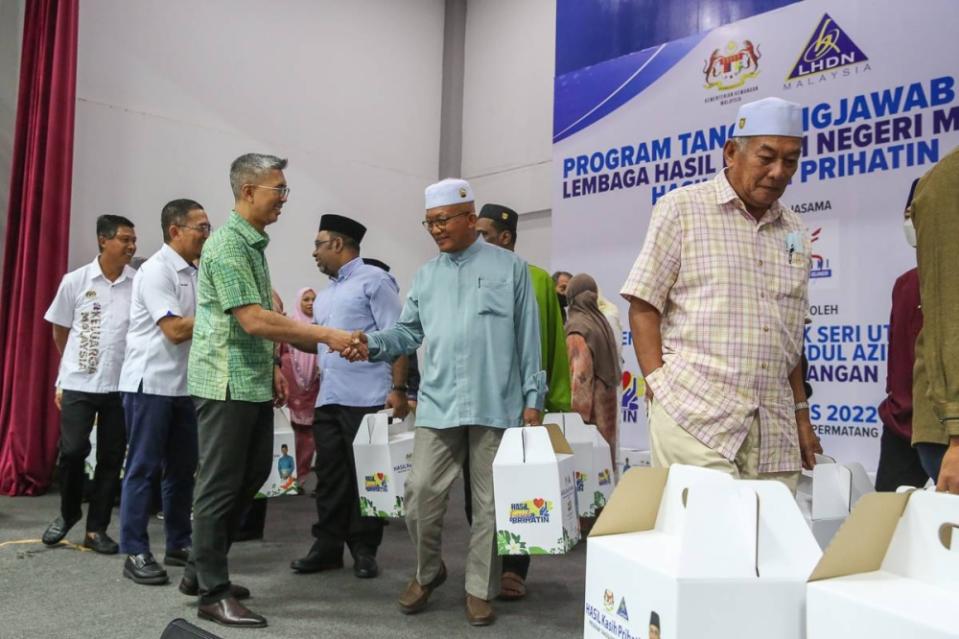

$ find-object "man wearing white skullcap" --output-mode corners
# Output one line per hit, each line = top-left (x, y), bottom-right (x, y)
(343, 177), (545, 626)
(620, 96), (822, 492)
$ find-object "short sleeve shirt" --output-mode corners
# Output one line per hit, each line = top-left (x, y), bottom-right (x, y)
(44, 257), (136, 393)
(188, 211), (274, 402)
(119, 244), (198, 396)
(620, 171), (810, 473)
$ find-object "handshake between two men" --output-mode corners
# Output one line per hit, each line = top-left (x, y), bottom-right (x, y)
(326, 330), (541, 425)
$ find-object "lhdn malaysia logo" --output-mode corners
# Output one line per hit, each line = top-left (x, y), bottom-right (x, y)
(364, 473), (389, 492)
(787, 13), (868, 80)
(703, 39), (761, 91)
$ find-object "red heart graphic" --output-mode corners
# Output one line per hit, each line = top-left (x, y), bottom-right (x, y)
(533, 498), (545, 509)
(376, 473), (385, 481)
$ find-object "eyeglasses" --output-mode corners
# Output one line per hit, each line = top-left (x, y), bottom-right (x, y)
(179, 223), (212, 235)
(422, 210), (470, 231)
(314, 239), (334, 249)
(250, 184), (291, 198)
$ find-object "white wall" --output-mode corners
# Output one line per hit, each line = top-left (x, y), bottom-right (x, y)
(0, 0), (25, 265)
(461, 0), (555, 270)
(71, 0), (446, 306)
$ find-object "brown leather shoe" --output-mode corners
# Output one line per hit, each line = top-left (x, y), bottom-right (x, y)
(397, 561), (447, 614)
(465, 594), (495, 626)
(197, 596), (267, 628)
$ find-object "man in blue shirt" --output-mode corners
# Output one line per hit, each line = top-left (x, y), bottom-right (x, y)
(277, 444), (294, 479)
(289, 214), (407, 580)
(345, 179), (545, 627)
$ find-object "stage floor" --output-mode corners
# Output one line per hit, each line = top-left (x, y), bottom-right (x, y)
(0, 477), (586, 638)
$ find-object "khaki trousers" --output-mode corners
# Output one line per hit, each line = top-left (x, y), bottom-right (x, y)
(648, 399), (800, 493)
(404, 426), (503, 600)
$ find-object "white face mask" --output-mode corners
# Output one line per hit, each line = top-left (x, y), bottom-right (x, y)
(903, 217), (917, 248)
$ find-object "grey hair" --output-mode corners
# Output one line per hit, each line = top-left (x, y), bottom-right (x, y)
(733, 136), (751, 152)
(229, 153), (288, 198)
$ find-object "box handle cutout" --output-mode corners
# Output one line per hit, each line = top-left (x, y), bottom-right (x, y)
(938, 522), (959, 550)
(681, 487), (688, 508)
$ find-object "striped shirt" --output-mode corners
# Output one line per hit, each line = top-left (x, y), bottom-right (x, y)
(620, 171), (810, 473)
(188, 211), (274, 402)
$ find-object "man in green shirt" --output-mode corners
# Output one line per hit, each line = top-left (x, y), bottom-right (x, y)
(474, 203), (570, 600)
(183, 153), (354, 629)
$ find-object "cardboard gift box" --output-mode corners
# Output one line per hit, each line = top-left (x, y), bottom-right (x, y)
(352, 411), (415, 518)
(543, 412), (614, 518)
(806, 489), (959, 638)
(492, 424), (581, 555)
(584, 465), (822, 639)
(256, 408), (300, 498)
(796, 454), (874, 549)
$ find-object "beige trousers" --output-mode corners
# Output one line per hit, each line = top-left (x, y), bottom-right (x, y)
(648, 399), (800, 493)
(404, 425), (503, 600)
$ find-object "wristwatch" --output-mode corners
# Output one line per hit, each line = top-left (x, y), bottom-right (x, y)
(794, 401), (810, 412)
(390, 384), (408, 393)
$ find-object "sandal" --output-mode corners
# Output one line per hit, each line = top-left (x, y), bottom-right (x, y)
(499, 571), (527, 600)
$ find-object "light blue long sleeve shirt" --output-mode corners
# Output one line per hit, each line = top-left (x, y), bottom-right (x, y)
(314, 257), (402, 408)
(366, 238), (545, 429)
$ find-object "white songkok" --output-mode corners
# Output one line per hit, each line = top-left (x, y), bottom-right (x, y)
(425, 178), (474, 210)
(733, 97), (803, 138)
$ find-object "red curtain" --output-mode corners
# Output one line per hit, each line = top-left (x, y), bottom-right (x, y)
(0, 0), (79, 495)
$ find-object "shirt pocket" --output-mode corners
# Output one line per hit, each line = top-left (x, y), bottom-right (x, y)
(774, 252), (808, 301)
(476, 277), (512, 317)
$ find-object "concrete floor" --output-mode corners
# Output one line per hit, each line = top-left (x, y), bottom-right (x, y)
(0, 478), (586, 639)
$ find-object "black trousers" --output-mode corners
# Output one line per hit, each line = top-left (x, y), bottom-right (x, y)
(311, 404), (384, 558)
(58, 390), (126, 532)
(185, 395), (273, 605)
(875, 428), (929, 492)
(463, 454), (530, 579)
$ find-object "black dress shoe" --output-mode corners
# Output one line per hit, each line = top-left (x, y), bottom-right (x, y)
(42, 515), (81, 546)
(354, 554), (379, 579)
(179, 576), (250, 600)
(82, 531), (119, 555)
(123, 553), (169, 585)
(163, 547), (190, 567)
(290, 546), (344, 574)
(197, 596), (267, 628)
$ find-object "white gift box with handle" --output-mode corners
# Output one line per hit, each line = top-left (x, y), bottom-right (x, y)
(492, 424), (581, 555)
(352, 410), (415, 518)
(543, 412), (615, 517)
(807, 489), (959, 639)
(584, 464), (821, 639)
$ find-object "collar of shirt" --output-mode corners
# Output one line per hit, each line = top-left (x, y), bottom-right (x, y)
(332, 256), (363, 283)
(89, 256), (134, 286)
(159, 242), (197, 272)
(444, 235), (485, 266)
(714, 169), (785, 227)
(228, 210), (270, 250)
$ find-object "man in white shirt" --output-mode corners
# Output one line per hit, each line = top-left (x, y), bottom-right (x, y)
(42, 215), (137, 553)
(118, 199), (209, 585)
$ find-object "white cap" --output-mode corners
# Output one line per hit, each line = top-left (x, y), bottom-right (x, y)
(425, 178), (474, 210)
(733, 97), (803, 138)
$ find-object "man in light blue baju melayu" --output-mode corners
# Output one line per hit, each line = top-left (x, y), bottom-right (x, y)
(346, 178), (545, 626)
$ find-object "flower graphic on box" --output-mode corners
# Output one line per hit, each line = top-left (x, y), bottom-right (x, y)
(364, 472), (389, 492)
(508, 498), (552, 524)
(359, 496), (390, 518)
